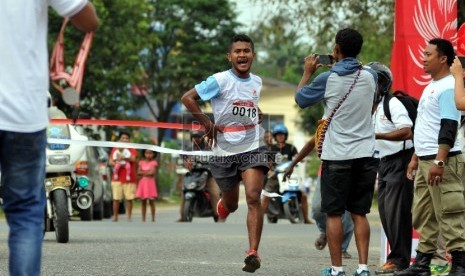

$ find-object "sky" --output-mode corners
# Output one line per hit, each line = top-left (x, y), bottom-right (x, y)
(229, 0), (278, 32)
(229, 0), (312, 45)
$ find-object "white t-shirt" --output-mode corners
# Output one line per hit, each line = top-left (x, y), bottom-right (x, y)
(195, 69), (263, 155)
(373, 96), (414, 158)
(0, 0), (87, 132)
(414, 75), (461, 156)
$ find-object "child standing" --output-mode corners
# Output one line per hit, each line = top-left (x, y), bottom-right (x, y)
(136, 149), (158, 222)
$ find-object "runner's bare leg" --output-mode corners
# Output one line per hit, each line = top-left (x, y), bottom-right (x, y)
(242, 168), (265, 251)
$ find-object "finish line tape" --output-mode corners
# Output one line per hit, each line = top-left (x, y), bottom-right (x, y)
(47, 138), (213, 156)
(49, 118), (255, 132)
(48, 138), (278, 198)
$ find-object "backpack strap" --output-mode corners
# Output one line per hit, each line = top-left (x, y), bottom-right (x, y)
(382, 93), (393, 123)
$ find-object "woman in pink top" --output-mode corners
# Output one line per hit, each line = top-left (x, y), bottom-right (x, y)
(136, 149), (158, 222)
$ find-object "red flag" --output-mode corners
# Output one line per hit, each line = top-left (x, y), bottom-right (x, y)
(390, 0), (457, 99)
(458, 23), (465, 56)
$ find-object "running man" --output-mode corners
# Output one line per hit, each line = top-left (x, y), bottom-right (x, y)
(181, 34), (268, 273)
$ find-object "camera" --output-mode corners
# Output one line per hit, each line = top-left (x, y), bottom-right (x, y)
(317, 54), (334, 65)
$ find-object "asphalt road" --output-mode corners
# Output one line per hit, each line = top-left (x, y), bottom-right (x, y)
(0, 190), (383, 276)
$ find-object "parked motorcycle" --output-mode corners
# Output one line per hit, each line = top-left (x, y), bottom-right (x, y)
(265, 160), (305, 224)
(44, 107), (93, 243)
(181, 164), (215, 222)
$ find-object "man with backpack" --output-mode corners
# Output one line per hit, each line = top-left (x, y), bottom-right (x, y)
(367, 62), (416, 275)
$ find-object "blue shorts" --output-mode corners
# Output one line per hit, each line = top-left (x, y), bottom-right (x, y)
(209, 147), (269, 192)
(321, 157), (378, 215)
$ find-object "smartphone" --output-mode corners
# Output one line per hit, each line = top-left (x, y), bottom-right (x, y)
(459, 56), (465, 69)
(318, 54), (334, 65)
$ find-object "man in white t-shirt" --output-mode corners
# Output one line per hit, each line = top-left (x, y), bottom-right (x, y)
(0, 1), (98, 275)
(400, 38), (465, 276)
(181, 34), (268, 273)
(367, 62), (414, 275)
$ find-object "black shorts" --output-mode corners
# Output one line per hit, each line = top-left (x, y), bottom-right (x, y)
(321, 157), (378, 215)
(209, 147), (269, 192)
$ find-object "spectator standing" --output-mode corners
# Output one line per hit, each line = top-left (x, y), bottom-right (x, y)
(398, 38), (465, 276)
(110, 131), (138, 222)
(0, 1), (98, 275)
(136, 149), (158, 222)
(295, 28), (378, 276)
(366, 62), (414, 275)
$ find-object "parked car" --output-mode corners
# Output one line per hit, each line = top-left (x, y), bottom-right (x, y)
(96, 147), (113, 218)
(74, 144), (113, 220)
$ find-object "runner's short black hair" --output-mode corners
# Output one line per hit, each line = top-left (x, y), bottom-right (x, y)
(429, 38), (455, 66)
(335, 28), (363, 58)
(229, 34), (254, 52)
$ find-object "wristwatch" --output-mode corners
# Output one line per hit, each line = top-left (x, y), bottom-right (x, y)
(433, 160), (445, 168)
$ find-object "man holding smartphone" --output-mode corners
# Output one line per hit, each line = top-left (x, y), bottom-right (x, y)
(295, 28), (378, 276)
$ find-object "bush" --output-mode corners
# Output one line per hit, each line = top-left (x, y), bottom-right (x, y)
(156, 153), (177, 197)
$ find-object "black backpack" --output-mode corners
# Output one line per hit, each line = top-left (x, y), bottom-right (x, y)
(383, 90), (419, 133)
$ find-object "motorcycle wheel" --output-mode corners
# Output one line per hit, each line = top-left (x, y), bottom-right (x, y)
(283, 197), (304, 224)
(52, 189), (69, 243)
(183, 198), (195, 222)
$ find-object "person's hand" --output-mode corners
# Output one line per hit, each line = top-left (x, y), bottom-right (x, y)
(303, 54), (320, 75)
(282, 165), (295, 182)
(451, 57), (465, 79)
(204, 121), (222, 148)
(428, 165), (444, 186)
(406, 159), (418, 180)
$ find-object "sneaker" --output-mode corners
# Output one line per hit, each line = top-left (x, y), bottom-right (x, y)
(430, 264), (450, 275)
(216, 199), (230, 222)
(353, 270), (370, 276)
(321, 267), (346, 276)
(375, 262), (400, 274)
(242, 250), (261, 273)
(342, 251), (352, 259)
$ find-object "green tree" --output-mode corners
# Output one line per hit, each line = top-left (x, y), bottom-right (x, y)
(142, 0), (238, 144)
(252, 10), (309, 84)
(49, 0), (157, 124)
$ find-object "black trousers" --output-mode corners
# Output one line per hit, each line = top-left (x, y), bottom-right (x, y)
(378, 148), (414, 268)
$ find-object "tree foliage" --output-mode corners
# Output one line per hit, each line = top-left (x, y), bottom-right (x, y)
(251, 0), (394, 134)
(49, 0), (156, 121)
(49, 0), (238, 144)
(143, 0), (238, 143)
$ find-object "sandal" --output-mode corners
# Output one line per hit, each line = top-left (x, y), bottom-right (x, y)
(315, 234), (327, 250)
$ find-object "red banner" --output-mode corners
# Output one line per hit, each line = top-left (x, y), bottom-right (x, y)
(390, 0), (457, 99)
(458, 23), (465, 55)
